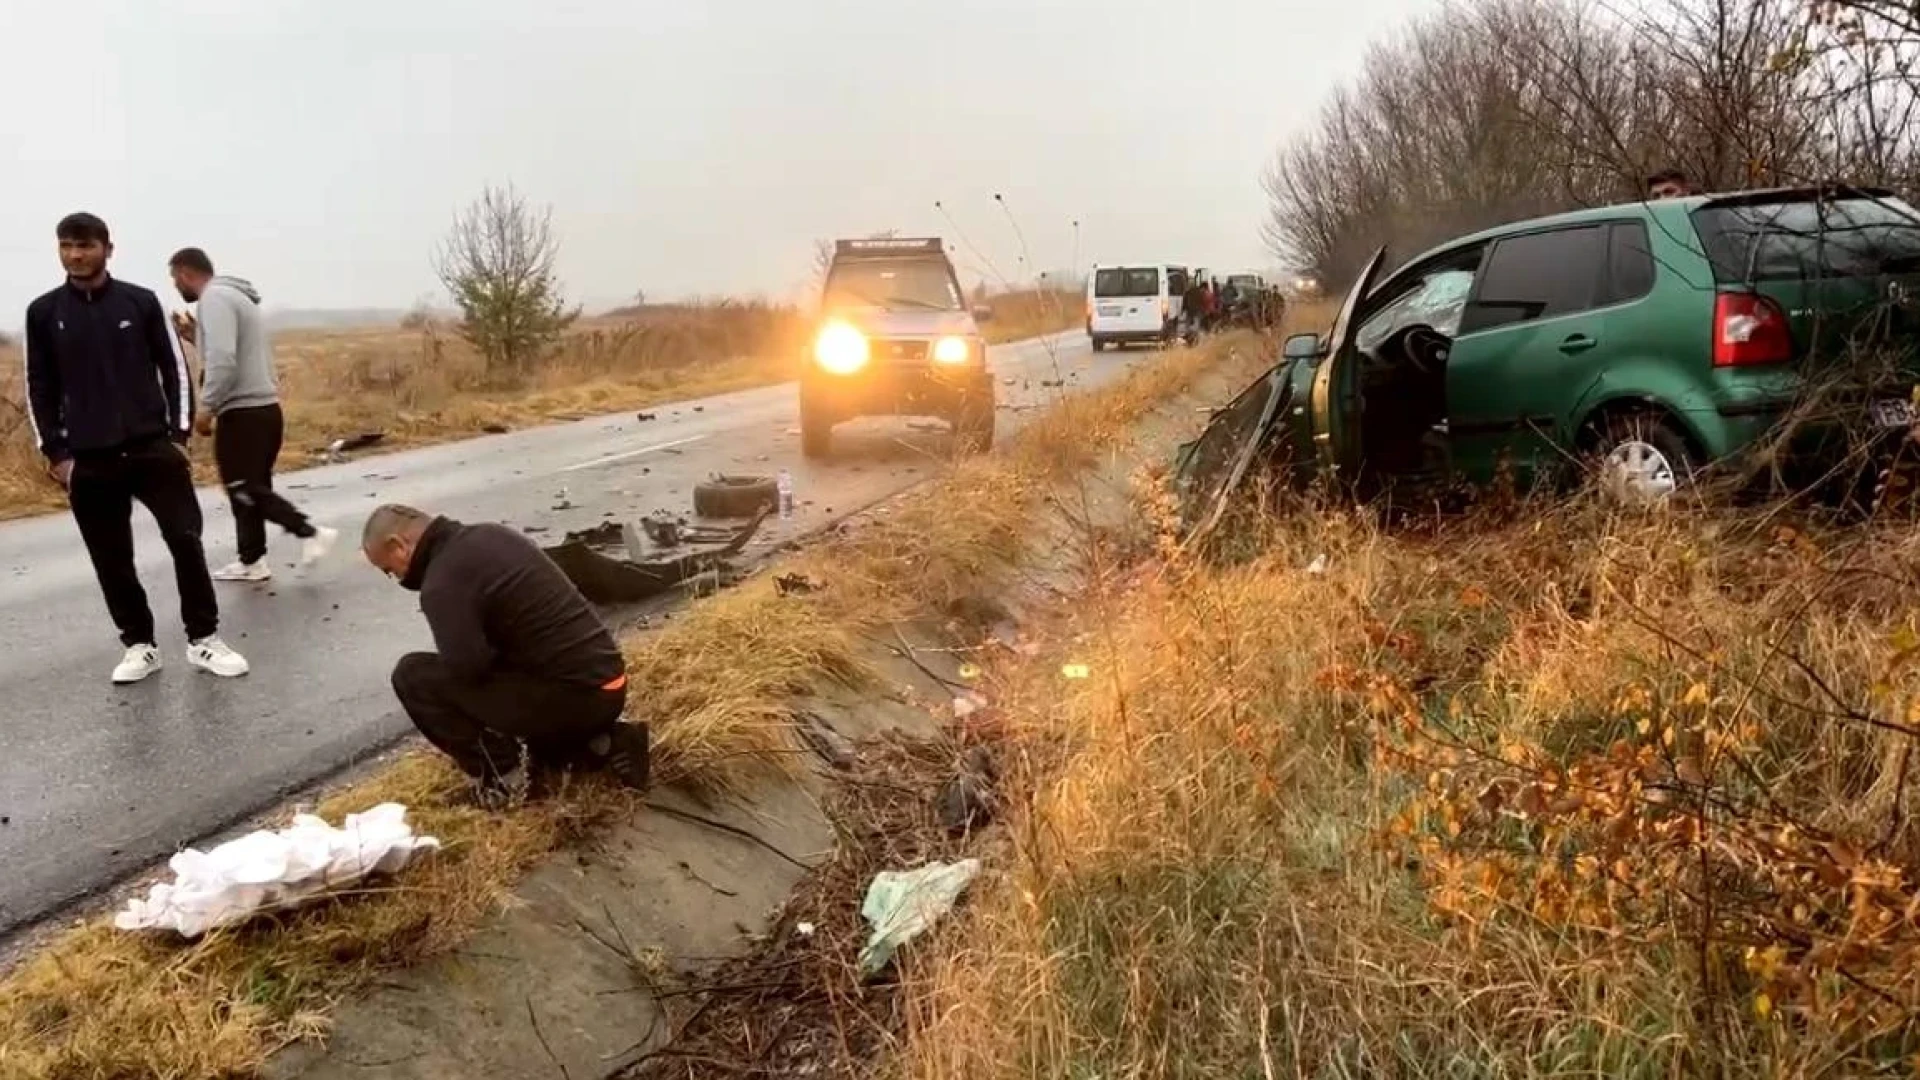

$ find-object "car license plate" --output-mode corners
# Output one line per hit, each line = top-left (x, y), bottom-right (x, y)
(1872, 398), (1915, 430)
(1097, 304), (1122, 316)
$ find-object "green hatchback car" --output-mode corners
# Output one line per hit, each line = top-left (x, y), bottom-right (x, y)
(1179, 185), (1920, 531)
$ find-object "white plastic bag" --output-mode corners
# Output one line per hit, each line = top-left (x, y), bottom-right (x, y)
(114, 803), (441, 937)
(857, 858), (981, 976)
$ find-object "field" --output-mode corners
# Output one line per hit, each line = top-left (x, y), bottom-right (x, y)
(0, 289), (1079, 520)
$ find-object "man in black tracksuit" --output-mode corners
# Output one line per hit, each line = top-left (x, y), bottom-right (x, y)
(24, 213), (249, 684)
(362, 503), (650, 804)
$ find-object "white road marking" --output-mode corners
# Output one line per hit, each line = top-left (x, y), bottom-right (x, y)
(558, 434), (710, 473)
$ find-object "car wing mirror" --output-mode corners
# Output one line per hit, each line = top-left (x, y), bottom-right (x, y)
(1282, 333), (1323, 361)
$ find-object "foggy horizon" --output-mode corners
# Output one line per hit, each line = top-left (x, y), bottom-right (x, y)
(3, 0), (1434, 316)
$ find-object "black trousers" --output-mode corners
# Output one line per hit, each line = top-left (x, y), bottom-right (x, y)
(68, 437), (219, 646)
(391, 652), (628, 780)
(213, 403), (314, 564)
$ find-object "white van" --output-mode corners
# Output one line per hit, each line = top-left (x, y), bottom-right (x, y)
(1086, 264), (1192, 351)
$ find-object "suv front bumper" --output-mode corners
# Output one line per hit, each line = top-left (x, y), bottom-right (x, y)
(802, 359), (992, 419)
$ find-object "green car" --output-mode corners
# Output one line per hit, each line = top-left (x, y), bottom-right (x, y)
(1179, 185), (1920, 532)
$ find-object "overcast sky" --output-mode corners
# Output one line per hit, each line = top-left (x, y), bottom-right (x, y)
(1, 0), (1434, 314)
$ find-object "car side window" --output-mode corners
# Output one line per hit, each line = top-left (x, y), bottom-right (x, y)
(1458, 225), (1606, 335)
(1599, 221), (1655, 306)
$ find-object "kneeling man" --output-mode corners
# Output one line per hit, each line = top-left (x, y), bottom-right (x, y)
(362, 504), (649, 803)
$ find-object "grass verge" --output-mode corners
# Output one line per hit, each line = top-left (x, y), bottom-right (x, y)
(892, 488), (1920, 1078)
(0, 327), (1246, 1080)
(0, 290), (1081, 520)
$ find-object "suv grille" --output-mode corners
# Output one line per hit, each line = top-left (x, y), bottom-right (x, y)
(875, 339), (929, 362)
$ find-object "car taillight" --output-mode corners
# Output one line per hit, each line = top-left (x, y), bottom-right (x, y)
(1713, 292), (1793, 367)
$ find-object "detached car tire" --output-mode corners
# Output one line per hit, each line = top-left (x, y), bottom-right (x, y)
(693, 474), (779, 519)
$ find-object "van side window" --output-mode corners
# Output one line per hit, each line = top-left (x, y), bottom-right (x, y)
(1458, 225), (1606, 334)
(1600, 221), (1656, 305)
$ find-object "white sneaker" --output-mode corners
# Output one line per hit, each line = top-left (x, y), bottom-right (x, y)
(111, 645), (163, 685)
(187, 636), (250, 678)
(301, 525), (339, 567)
(213, 560), (272, 583)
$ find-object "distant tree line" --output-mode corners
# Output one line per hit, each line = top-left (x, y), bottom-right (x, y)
(1266, 0), (1920, 288)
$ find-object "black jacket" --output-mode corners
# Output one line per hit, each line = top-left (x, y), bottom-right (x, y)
(23, 276), (192, 462)
(402, 517), (626, 689)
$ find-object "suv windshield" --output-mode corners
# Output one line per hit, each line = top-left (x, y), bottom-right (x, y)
(1692, 195), (1920, 283)
(824, 258), (963, 311)
(1095, 268), (1160, 298)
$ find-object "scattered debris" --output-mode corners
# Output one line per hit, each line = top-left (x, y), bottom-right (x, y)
(775, 572), (822, 596)
(312, 431), (387, 463)
(1040, 379), (1065, 388)
(950, 694), (987, 720)
(636, 411), (658, 421)
(1306, 553), (1329, 575)
(1061, 663), (1091, 680)
(958, 663), (982, 680)
(795, 921), (816, 937)
(114, 804), (439, 937)
(693, 405), (706, 412)
(641, 516), (685, 548)
(481, 423), (509, 435)
(543, 509), (768, 604)
(858, 858), (982, 976)
(936, 747), (999, 835)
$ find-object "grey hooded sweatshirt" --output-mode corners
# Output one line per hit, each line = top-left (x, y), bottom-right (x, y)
(197, 275), (278, 415)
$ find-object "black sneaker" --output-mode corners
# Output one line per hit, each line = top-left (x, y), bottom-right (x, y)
(604, 722), (651, 791)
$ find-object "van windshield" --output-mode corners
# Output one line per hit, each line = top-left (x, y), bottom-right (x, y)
(1095, 268), (1161, 298)
(824, 258), (963, 311)
(1692, 195), (1920, 283)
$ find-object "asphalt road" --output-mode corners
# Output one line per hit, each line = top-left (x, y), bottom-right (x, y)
(0, 330), (1143, 935)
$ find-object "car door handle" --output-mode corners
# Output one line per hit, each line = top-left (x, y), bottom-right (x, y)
(1559, 334), (1597, 354)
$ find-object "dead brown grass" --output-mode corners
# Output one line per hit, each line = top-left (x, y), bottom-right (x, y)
(893, 482), (1920, 1077)
(0, 291), (1081, 520)
(0, 325), (1240, 1080)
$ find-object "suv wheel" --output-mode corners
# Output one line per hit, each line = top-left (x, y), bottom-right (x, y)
(1586, 410), (1697, 504)
(800, 391), (833, 459)
(954, 396), (995, 453)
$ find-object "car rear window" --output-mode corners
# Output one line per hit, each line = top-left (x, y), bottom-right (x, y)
(1095, 268), (1160, 298)
(1691, 196), (1920, 283)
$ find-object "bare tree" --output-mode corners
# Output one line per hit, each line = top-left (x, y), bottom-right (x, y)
(434, 184), (578, 378)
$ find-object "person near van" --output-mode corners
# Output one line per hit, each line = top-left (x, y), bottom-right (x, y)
(1647, 168), (1694, 200)
(362, 503), (651, 806)
(167, 248), (336, 581)
(1220, 279), (1242, 326)
(23, 213), (249, 684)
(1182, 276), (1208, 339)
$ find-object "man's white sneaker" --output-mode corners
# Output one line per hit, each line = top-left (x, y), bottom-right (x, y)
(111, 645), (163, 685)
(187, 637), (250, 678)
(301, 525), (339, 567)
(213, 560), (272, 583)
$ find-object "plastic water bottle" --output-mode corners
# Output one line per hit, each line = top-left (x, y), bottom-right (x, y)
(776, 469), (794, 519)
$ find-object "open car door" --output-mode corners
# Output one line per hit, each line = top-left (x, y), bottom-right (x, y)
(1174, 247), (1386, 543)
(1308, 247), (1388, 478)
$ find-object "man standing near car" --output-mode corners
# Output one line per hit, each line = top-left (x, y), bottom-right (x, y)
(168, 248), (336, 581)
(23, 213), (249, 683)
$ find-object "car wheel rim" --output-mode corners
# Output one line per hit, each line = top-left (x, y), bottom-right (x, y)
(1604, 439), (1678, 501)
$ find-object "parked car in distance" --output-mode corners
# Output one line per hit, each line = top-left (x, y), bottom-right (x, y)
(1176, 185), (1920, 532)
(1087, 264), (1193, 350)
(801, 237), (995, 459)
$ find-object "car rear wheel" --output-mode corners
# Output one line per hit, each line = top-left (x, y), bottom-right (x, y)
(1090, 337), (1107, 353)
(1585, 410), (1698, 504)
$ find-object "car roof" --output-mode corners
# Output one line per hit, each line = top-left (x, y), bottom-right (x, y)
(1402, 184), (1907, 268)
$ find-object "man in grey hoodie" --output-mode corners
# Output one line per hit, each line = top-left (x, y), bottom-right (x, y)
(169, 248), (336, 581)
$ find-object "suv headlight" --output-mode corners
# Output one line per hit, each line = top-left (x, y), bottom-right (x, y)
(814, 321), (869, 374)
(932, 336), (971, 364)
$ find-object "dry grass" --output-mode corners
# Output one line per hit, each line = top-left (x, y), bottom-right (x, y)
(0, 326), (1240, 1080)
(0, 290), (1081, 520)
(892, 481), (1920, 1078)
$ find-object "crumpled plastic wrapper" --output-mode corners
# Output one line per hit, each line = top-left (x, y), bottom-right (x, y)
(857, 858), (982, 976)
